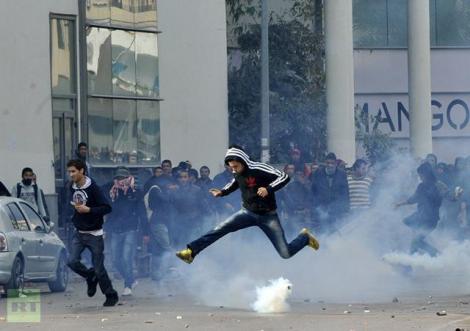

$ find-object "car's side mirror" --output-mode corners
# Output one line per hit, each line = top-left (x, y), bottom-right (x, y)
(34, 225), (46, 233)
(47, 222), (55, 233)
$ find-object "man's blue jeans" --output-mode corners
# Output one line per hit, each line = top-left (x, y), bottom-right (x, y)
(110, 231), (136, 288)
(188, 209), (309, 258)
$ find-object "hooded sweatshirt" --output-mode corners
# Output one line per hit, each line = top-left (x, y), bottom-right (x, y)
(220, 147), (290, 214)
(70, 177), (111, 231)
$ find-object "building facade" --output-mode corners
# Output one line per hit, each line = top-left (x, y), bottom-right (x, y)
(354, 0), (470, 162)
(0, 0), (228, 227)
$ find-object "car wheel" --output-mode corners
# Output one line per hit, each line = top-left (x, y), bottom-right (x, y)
(48, 253), (68, 293)
(5, 256), (24, 292)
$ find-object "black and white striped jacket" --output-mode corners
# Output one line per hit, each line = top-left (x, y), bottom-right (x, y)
(220, 147), (290, 214)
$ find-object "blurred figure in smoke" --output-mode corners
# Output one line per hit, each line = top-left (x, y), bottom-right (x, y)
(143, 166), (164, 194)
(396, 162), (442, 256)
(170, 170), (206, 247)
(213, 164), (241, 220)
(425, 153), (438, 172)
(310, 153), (350, 234)
(277, 164), (312, 234)
(176, 145), (319, 264)
(146, 179), (173, 281)
(347, 159), (373, 211)
(196, 165), (217, 219)
(189, 168), (199, 184)
(443, 157), (470, 238)
(435, 162), (451, 186)
(173, 161), (191, 178)
(196, 166), (213, 190)
(289, 148), (310, 177)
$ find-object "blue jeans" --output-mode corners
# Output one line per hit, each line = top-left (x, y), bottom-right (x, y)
(188, 209), (309, 259)
(110, 231), (136, 288)
(67, 232), (117, 296)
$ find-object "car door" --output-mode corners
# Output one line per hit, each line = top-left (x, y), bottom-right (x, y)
(19, 202), (55, 276)
(5, 203), (41, 278)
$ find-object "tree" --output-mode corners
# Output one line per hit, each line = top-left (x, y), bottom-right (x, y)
(227, 0), (326, 163)
(355, 104), (395, 165)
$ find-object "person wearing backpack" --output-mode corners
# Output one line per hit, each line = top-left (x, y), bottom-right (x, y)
(11, 167), (48, 219)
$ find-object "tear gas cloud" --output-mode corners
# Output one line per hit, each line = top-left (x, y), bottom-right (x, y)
(251, 277), (292, 313)
(162, 152), (470, 309)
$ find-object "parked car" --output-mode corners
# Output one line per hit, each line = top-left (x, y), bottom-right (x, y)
(0, 197), (68, 293)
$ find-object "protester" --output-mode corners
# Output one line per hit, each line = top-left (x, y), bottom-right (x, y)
(76, 142), (92, 176)
(66, 159), (119, 307)
(278, 165), (312, 233)
(310, 153), (350, 234)
(107, 167), (148, 296)
(396, 162), (442, 256)
(170, 170), (206, 246)
(176, 145), (319, 264)
(213, 164), (241, 220)
(143, 166), (164, 194)
(147, 181), (173, 281)
(11, 167), (48, 219)
(347, 159), (373, 210)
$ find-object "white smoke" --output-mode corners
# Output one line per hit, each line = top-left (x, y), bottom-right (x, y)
(162, 151), (470, 308)
(251, 277), (292, 313)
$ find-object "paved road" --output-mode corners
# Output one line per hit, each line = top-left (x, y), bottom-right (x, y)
(1, 278), (470, 331)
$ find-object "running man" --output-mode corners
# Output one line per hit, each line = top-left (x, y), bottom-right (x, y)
(176, 146), (319, 264)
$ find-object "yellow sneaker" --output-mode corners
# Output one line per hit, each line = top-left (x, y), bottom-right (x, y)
(176, 248), (194, 264)
(300, 228), (320, 250)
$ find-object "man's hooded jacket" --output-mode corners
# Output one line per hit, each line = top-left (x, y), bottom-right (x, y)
(220, 147), (290, 214)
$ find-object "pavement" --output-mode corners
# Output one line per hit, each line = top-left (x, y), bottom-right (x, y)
(1, 276), (470, 331)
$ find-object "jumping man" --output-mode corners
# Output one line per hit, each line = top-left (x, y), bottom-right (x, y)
(176, 146), (319, 264)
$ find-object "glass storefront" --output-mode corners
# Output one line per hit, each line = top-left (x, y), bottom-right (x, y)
(84, 0), (160, 166)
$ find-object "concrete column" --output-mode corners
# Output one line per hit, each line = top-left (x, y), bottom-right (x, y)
(408, 0), (432, 158)
(325, 0), (355, 165)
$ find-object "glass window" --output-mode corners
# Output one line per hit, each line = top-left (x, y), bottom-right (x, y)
(430, 0), (437, 46)
(86, 0), (111, 26)
(52, 98), (74, 112)
(111, 0), (134, 29)
(88, 98), (113, 164)
(20, 203), (46, 232)
(5, 206), (19, 230)
(137, 100), (160, 163)
(435, 0), (470, 46)
(7, 203), (30, 231)
(83, 0), (160, 165)
(52, 118), (62, 179)
(353, 0), (388, 47)
(387, 0), (408, 47)
(51, 18), (76, 95)
(113, 99), (137, 162)
(136, 32), (159, 97)
(87, 27), (112, 95)
(111, 30), (136, 96)
(135, 0), (157, 31)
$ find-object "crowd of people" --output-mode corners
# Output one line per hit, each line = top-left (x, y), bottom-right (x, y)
(2, 143), (470, 300)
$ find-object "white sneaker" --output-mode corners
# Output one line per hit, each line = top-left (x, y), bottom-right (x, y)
(131, 280), (138, 289)
(122, 287), (132, 296)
